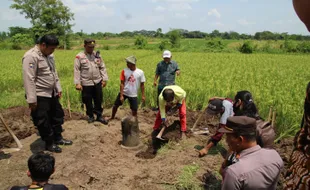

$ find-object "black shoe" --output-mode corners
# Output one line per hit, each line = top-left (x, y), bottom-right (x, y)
(88, 117), (95, 123)
(96, 116), (108, 125)
(46, 144), (62, 153)
(55, 139), (73, 146)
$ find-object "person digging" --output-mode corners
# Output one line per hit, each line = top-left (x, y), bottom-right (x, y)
(197, 98), (234, 157)
(151, 85), (187, 153)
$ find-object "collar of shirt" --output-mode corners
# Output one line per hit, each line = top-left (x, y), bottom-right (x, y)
(34, 45), (43, 57)
(34, 45), (53, 60)
(162, 60), (171, 64)
(239, 145), (261, 158)
(84, 51), (96, 59)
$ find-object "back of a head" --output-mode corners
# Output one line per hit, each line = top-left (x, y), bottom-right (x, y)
(293, 0), (310, 32)
(28, 152), (55, 182)
(225, 116), (258, 142)
(39, 35), (59, 46)
(234, 90), (260, 119)
(162, 88), (174, 102)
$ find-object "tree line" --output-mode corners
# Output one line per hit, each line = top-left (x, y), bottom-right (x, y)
(0, 0), (309, 51)
(71, 29), (310, 41)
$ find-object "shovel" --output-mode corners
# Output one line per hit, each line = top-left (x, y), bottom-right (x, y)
(155, 105), (178, 141)
(0, 113), (23, 154)
(191, 105), (208, 132)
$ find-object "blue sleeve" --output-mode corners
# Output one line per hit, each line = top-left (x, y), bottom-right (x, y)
(155, 62), (161, 75)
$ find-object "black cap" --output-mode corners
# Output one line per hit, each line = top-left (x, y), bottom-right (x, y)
(84, 38), (95, 45)
(218, 116), (256, 135)
(206, 99), (223, 115)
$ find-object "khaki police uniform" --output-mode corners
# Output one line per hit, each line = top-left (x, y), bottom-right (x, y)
(22, 45), (64, 144)
(74, 49), (108, 118)
(219, 116), (283, 190)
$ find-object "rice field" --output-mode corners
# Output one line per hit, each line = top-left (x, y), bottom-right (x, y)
(0, 49), (309, 138)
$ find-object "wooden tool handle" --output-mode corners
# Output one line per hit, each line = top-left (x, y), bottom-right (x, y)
(156, 125), (166, 139)
(192, 105), (209, 131)
(0, 113), (23, 149)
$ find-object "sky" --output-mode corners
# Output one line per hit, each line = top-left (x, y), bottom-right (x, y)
(0, 0), (309, 35)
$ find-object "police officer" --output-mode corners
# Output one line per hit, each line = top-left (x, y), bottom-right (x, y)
(74, 39), (109, 124)
(220, 116), (283, 190)
(22, 34), (73, 153)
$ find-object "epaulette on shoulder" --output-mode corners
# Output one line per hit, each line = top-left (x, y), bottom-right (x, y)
(76, 52), (86, 59)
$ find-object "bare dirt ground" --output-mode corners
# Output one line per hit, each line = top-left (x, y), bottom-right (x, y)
(0, 107), (293, 190)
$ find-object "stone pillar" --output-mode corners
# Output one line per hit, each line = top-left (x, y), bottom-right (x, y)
(121, 116), (141, 148)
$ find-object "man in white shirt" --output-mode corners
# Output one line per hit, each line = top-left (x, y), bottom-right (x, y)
(198, 98), (234, 157)
(110, 56), (146, 120)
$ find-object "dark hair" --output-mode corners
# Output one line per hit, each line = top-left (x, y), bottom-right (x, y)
(232, 131), (257, 142)
(162, 89), (174, 102)
(28, 152), (55, 182)
(234, 90), (261, 120)
(39, 35), (59, 46)
(35, 35), (40, 45)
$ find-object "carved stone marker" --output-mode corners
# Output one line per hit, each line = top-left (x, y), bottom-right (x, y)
(121, 116), (141, 149)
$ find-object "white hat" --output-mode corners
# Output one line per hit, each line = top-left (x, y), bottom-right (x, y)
(162, 50), (172, 58)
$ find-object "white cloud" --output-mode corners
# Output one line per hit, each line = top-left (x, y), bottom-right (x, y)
(0, 9), (25, 21)
(208, 8), (221, 18)
(62, 0), (114, 17)
(151, 0), (199, 2)
(237, 19), (255, 25)
(170, 3), (192, 11)
(214, 22), (224, 27)
(155, 6), (166, 11)
(81, 0), (117, 2)
(124, 15), (165, 25)
(174, 13), (188, 18)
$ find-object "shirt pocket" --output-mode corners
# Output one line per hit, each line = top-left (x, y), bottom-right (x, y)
(80, 58), (89, 69)
(37, 58), (50, 74)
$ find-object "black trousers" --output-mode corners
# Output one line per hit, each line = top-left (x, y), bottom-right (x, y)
(31, 96), (64, 143)
(82, 82), (103, 117)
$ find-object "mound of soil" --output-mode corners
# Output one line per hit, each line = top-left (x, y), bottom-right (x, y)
(0, 107), (35, 149)
(0, 107), (294, 190)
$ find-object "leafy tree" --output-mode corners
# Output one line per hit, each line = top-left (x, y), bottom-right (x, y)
(119, 31), (134, 37)
(0, 32), (8, 41)
(134, 35), (147, 49)
(155, 28), (163, 38)
(8, 27), (30, 37)
(159, 39), (170, 51)
(169, 30), (181, 48)
(296, 41), (310, 53)
(210, 30), (221, 38)
(11, 0), (74, 48)
(11, 33), (33, 45)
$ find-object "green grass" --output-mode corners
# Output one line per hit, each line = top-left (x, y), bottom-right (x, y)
(175, 164), (201, 190)
(0, 49), (308, 138)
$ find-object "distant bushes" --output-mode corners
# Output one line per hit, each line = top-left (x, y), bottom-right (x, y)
(239, 41), (254, 54)
(159, 39), (170, 51)
(134, 35), (147, 49)
(296, 41), (310, 53)
(0, 35), (310, 54)
(204, 38), (225, 52)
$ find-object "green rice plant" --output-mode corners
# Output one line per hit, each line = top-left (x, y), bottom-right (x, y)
(0, 49), (308, 139)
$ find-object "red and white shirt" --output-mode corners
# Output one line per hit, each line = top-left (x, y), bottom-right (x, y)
(120, 68), (146, 97)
